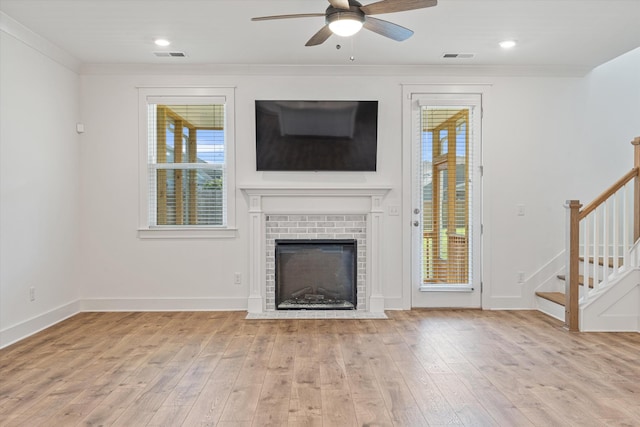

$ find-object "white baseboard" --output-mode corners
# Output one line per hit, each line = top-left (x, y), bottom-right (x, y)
(80, 297), (248, 312)
(0, 300), (80, 349)
(581, 314), (639, 332)
(485, 295), (535, 310)
(383, 296), (406, 310)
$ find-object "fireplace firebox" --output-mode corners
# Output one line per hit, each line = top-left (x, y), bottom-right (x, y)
(275, 239), (357, 310)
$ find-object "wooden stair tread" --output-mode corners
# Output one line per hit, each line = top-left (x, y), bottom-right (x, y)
(579, 256), (624, 268)
(536, 291), (566, 306)
(557, 274), (595, 288)
(557, 256), (622, 289)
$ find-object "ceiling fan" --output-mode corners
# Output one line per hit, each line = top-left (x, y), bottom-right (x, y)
(251, 0), (437, 46)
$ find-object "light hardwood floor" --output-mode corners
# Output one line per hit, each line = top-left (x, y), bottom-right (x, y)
(1, 310), (640, 426)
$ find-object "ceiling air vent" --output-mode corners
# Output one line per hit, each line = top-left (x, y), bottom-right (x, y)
(442, 53), (475, 59)
(154, 51), (186, 57)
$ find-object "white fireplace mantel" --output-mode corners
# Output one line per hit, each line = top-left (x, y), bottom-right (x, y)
(239, 185), (391, 314)
(240, 185), (392, 197)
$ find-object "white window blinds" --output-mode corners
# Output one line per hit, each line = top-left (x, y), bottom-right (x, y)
(147, 102), (227, 227)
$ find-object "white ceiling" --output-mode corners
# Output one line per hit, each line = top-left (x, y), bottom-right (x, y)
(1, 0), (639, 72)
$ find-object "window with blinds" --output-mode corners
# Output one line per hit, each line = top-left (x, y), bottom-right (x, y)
(420, 106), (473, 285)
(147, 102), (227, 227)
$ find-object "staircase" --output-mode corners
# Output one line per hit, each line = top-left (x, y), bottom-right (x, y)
(536, 256), (626, 320)
(540, 256), (623, 299)
(536, 137), (640, 331)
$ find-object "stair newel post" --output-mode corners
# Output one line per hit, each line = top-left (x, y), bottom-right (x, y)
(565, 200), (582, 331)
(633, 137), (640, 242)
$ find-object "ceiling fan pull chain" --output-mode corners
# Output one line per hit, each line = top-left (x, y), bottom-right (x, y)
(350, 37), (356, 62)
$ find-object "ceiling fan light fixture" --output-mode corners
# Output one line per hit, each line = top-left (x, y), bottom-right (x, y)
(327, 12), (365, 37)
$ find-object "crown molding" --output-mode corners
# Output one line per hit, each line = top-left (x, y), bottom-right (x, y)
(1, 11), (81, 73)
(79, 62), (592, 78)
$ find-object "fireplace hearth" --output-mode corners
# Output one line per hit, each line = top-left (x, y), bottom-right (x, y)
(275, 239), (357, 310)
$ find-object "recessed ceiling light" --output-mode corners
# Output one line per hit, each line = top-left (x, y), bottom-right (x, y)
(154, 39), (171, 47)
(499, 40), (517, 49)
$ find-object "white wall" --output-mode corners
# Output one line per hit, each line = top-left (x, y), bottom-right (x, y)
(581, 47), (640, 201)
(481, 77), (587, 308)
(0, 25), (81, 347)
(77, 70), (597, 311)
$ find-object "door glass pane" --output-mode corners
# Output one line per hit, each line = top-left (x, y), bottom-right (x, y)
(420, 107), (470, 285)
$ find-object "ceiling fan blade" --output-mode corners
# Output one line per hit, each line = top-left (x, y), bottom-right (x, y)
(306, 25), (334, 46)
(361, 0), (437, 15)
(252, 13), (325, 21)
(328, 0), (351, 10)
(363, 16), (413, 41)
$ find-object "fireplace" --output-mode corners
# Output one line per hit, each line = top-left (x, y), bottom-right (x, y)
(275, 239), (357, 310)
(240, 186), (390, 314)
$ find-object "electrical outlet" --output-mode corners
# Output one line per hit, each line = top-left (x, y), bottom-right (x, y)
(29, 287), (36, 301)
(517, 271), (525, 283)
(389, 206), (400, 216)
(234, 273), (242, 285)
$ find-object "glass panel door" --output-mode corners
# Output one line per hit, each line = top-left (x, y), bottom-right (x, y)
(411, 94), (481, 308)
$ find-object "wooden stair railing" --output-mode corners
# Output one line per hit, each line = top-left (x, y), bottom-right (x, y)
(565, 137), (640, 331)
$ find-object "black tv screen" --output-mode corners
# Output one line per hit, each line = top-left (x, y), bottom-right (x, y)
(255, 100), (378, 171)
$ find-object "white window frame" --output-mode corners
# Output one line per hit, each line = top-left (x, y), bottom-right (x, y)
(137, 86), (237, 239)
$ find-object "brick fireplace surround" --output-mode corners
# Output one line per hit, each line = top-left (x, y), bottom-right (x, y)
(267, 216), (364, 310)
(240, 187), (390, 317)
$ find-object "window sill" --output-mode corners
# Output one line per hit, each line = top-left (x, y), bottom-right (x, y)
(419, 285), (474, 292)
(137, 227), (238, 240)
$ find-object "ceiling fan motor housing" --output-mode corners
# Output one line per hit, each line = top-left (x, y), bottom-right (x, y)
(325, 2), (366, 26)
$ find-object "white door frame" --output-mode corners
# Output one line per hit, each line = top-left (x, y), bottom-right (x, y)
(401, 84), (491, 309)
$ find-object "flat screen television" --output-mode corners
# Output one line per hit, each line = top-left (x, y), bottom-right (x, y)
(255, 100), (378, 171)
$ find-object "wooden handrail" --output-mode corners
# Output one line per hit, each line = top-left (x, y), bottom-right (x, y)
(579, 168), (639, 220)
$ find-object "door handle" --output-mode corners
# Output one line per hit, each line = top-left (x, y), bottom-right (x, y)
(413, 221), (420, 227)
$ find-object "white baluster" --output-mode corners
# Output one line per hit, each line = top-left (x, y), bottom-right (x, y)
(623, 183), (631, 269)
(592, 207), (600, 298)
(612, 191), (619, 275)
(583, 214), (590, 295)
(601, 200), (608, 290)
